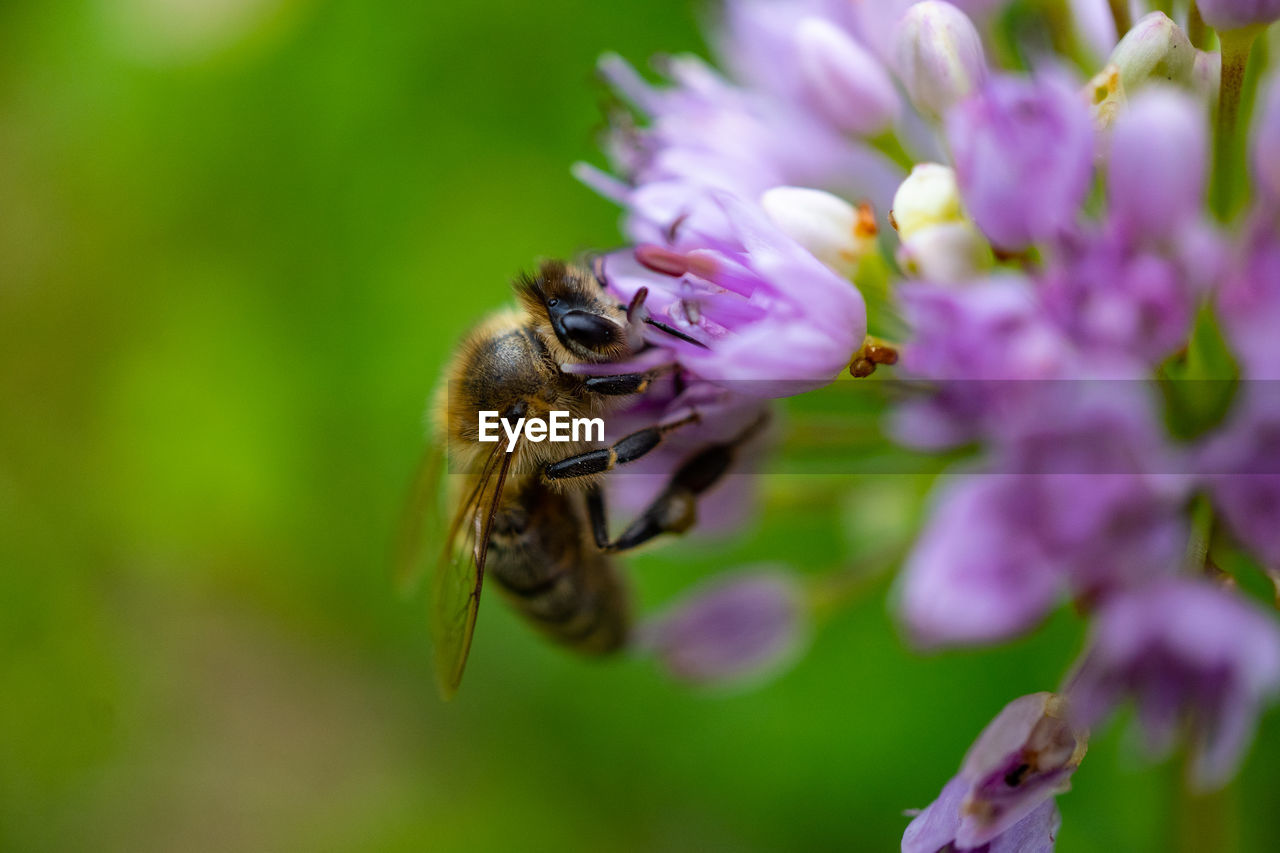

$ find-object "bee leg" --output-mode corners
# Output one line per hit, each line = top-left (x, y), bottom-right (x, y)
(584, 485), (611, 550)
(597, 412), (771, 553)
(543, 411), (699, 481)
(581, 372), (661, 396)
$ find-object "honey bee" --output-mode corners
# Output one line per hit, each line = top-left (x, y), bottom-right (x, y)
(397, 259), (763, 698)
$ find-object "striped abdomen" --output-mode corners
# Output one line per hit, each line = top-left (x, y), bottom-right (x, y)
(487, 478), (630, 653)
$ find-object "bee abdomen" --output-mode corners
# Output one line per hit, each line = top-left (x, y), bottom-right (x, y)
(487, 480), (629, 655)
(493, 557), (629, 654)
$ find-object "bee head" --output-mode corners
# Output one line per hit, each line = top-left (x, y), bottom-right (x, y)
(515, 260), (640, 362)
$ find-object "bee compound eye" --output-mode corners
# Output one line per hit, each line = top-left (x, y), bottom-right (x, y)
(560, 310), (617, 350)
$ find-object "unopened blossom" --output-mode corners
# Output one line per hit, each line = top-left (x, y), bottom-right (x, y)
(760, 186), (877, 278)
(904, 693), (1084, 851)
(897, 221), (994, 282)
(1066, 578), (1280, 789)
(1107, 88), (1208, 243)
(637, 567), (809, 687)
(892, 163), (993, 282)
(946, 74), (1095, 251)
(893, 1), (988, 121)
(607, 193), (866, 394)
(851, 0), (1009, 65)
(892, 163), (966, 242)
(794, 16), (900, 135)
(1254, 74), (1280, 199)
(1196, 0), (1280, 30)
(1107, 12), (1195, 95)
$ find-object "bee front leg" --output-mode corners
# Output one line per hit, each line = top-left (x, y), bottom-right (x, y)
(543, 411), (699, 481)
(585, 412), (770, 553)
(581, 373), (655, 396)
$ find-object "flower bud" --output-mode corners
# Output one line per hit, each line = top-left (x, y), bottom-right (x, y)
(1254, 75), (1280, 199)
(897, 222), (994, 283)
(891, 163), (965, 241)
(795, 17), (900, 136)
(1196, 0), (1280, 29)
(1108, 87), (1208, 242)
(1107, 12), (1194, 94)
(893, 1), (988, 121)
(760, 186), (877, 278)
(946, 73), (1095, 251)
(638, 568), (808, 688)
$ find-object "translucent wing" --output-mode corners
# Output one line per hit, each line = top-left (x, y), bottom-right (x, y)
(430, 440), (517, 699)
(393, 440), (448, 597)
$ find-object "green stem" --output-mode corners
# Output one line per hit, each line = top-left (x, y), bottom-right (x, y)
(1177, 754), (1236, 853)
(1043, 0), (1095, 71)
(1212, 26), (1263, 220)
(1187, 1), (1209, 50)
(1106, 0), (1131, 37)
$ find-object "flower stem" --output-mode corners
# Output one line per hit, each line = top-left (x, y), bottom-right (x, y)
(1212, 26), (1263, 219)
(1106, 0), (1131, 37)
(1178, 755), (1237, 853)
(1187, 1), (1208, 50)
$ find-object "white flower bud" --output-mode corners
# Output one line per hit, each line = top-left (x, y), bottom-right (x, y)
(896, 222), (994, 283)
(893, 1), (987, 121)
(890, 163), (965, 242)
(1107, 11), (1194, 94)
(760, 186), (877, 278)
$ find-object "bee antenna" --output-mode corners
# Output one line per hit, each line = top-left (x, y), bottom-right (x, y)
(644, 317), (709, 349)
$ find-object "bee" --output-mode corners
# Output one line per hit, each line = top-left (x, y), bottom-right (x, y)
(397, 259), (763, 698)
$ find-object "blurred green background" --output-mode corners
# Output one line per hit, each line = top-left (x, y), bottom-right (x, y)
(3, 1), (1279, 850)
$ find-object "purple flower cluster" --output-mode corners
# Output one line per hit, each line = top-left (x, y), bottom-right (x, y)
(574, 0), (1280, 847)
(891, 25), (1280, 849)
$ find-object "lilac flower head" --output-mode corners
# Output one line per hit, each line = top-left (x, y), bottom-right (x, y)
(605, 192), (867, 395)
(637, 567), (809, 687)
(904, 692), (1085, 851)
(577, 52), (902, 248)
(1066, 578), (1280, 789)
(1195, 0), (1280, 29)
(1107, 87), (1208, 244)
(946, 73), (1096, 251)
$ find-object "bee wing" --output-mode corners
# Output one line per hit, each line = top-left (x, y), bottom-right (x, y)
(430, 439), (518, 699)
(393, 440), (448, 597)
